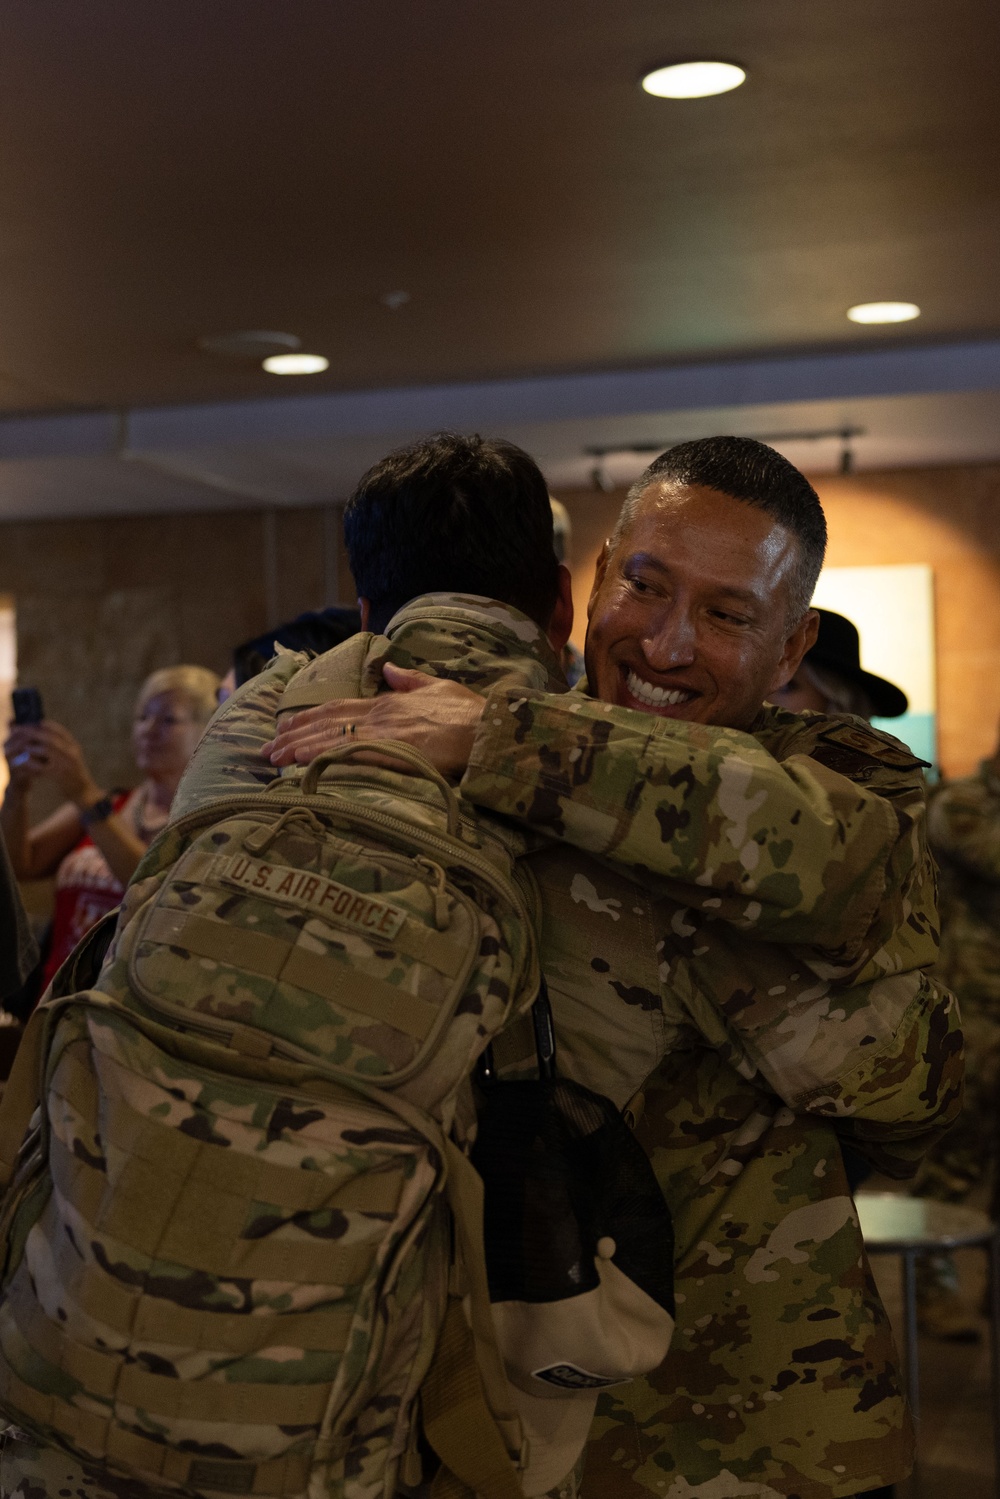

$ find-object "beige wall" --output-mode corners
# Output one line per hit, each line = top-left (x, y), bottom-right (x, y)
(0, 504), (348, 798)
(554, 462), (1000, 781)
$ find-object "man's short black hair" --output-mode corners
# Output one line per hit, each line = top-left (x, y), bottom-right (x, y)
(344, 432), (560, 633)
(613, 436), (828, 619)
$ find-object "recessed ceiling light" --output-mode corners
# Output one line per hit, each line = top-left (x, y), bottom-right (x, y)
(641, 61), (746, 99)
(846, 301), (921, 324)
(262, 353), (330, 375)
(198, 330), (301, 359)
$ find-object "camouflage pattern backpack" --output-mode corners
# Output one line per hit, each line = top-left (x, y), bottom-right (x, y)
(0, 657), (540, 1499)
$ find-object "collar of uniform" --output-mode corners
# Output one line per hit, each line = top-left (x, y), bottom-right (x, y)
(384, 592), (568, 694)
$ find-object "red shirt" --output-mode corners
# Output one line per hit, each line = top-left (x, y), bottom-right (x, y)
(42, 790), (136, 986)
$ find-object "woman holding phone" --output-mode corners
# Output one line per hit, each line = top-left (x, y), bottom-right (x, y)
(1, 664), (219, 990)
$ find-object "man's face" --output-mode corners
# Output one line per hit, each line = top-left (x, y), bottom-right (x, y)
(584, 482), (817, 731)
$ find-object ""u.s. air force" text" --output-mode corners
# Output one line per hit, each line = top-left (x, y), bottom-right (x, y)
(212, 853), (407, 940)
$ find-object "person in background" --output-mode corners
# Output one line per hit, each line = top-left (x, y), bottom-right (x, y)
(217, 606), (361, 703)
(550, 497), (585, 685)
(1, 664), (219, 991)
(769, 607), (909, 720)
(910, 717), (1000, 1340)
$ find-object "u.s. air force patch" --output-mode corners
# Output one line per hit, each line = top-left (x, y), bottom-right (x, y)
(210, 851), (408, 939)
(809, 721), (929, 782)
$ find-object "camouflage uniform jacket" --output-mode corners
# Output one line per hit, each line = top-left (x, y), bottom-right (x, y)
(927, 758), (1000, 1012)
(452, 667), (961, 1499)
(157, 598), (957, 1499)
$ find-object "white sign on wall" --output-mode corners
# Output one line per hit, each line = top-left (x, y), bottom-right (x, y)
(810, 564), (936, 767)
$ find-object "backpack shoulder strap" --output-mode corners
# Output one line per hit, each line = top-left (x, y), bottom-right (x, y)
(0, 1002), (47, 1189)
(424, 1300), (524, 1499)
(0, 987), (121, 1191)
(422, 1140), (525, 1499)
(48, 908), (119, 998)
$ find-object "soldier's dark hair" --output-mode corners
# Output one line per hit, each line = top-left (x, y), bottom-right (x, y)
(612, 436), (828, 620)
(344, 432), (561, 633)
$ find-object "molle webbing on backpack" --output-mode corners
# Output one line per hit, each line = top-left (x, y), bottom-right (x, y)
(0, 1357), (315, 1496)
(17, 1236), (357, 1354)
(142, 905), (443, 1041)
(48, 1135), (380, 1286)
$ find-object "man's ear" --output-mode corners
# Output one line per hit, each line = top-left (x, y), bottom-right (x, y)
(358, 598), (370, 631)
(768, 608), (820, 693)
(587, 541), (612, 621)
(545, 564), (575, 654)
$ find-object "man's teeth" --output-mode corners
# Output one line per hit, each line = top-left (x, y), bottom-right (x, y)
(626, 670), (694, 707)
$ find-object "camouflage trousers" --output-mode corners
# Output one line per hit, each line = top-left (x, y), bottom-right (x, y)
(914, 986), (1000, 1206)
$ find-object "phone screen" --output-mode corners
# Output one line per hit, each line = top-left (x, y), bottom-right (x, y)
(11, 687), (44, 726)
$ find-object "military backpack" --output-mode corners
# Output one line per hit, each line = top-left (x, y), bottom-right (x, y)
(0, 647), (540, 1499)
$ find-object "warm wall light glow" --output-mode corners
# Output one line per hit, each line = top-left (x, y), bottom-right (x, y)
(847, 302), (921, 325)
(262, 353), (330, 375)
(641, 61), (746, 99)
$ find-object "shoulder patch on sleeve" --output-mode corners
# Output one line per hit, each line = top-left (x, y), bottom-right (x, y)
(809, 721), (930, 780)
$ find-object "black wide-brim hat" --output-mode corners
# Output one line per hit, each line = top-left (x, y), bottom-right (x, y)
(808, 609), (909, 718)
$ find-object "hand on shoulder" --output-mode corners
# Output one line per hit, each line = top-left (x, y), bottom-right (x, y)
(262, 662), (486, 777)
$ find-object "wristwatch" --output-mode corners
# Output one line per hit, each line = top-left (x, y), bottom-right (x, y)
(80, 793), (115, 827)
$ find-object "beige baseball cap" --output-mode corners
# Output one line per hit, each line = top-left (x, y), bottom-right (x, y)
(473, 1071), (677, 1495)
(495, 1246), (675, 1494)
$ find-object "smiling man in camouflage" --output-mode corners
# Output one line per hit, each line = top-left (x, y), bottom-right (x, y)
(268, 435), (962, 1499)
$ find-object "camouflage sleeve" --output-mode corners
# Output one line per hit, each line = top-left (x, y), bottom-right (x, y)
(716, 712), (959, 1122)
(655, 885), (962, 1161)
(461, 688), (900, 954)
(170, 649), (309, 821)
(768, 967), (962, 1168)
(928, 770), (1000, 882)
(462, 692), (964, 1154)
(667, 890), (962, 1135)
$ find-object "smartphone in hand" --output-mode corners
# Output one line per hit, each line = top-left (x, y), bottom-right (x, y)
(11, 687), (44, 726)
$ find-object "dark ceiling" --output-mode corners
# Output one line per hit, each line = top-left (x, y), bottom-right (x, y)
(1, 0), (998, 416)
